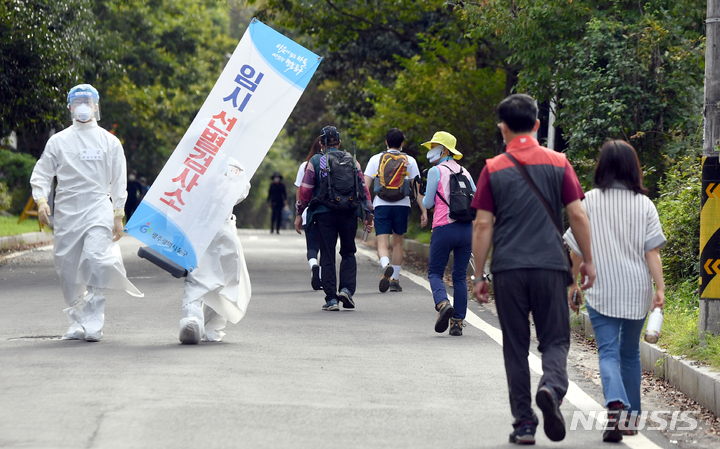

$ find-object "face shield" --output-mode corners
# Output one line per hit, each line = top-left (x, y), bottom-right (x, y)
(69, 97), (101, 122)
(67, 84), (101, 122)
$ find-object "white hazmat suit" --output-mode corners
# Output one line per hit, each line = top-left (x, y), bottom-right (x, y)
(31, 115), (143, 342)
(179, 160), (252, 344)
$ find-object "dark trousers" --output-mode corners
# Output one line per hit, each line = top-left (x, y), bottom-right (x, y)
(315, 211), (358, 301)
(493, 269), (570, 426)
(304, 220), (320, 261)
(270, 204), (283, 232)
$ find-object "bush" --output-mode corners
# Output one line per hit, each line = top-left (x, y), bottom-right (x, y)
(0, 181), (11, 211)
(0, 150), (36, 214)
(656, 154), (701, 286)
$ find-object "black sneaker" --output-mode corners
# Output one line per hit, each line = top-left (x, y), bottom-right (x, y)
(322, 299), (339, 311)
(509, 421), (536, 445)
(434, 300), (455, 333)
(379, 265), (393, 292)
(389, 279), (402, 292)
(449, 318), (464, 336)
(338, 288), (355, 309)
(311, 265), (322, 290)
(536, 385), (566, 442)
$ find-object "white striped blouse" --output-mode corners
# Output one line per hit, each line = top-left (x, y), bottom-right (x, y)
(563, 185), (666, 320)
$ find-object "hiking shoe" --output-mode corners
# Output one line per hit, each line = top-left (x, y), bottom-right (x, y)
(434, 300), (455, 333)
(603, 405), (624, 442)
(322, 298), (339, 311)
(389, 279), (402, 292)
(338, 288), (355, 309)
(621, 414), (638, 436)
(379, 265), (393, 292)
(449, 318), (464, 336)
(536, 385), (566, 442)
(509, 421), (536, 445)
(311, 265), (322, 290)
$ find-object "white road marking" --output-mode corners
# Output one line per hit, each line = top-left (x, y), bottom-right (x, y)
(357, 246), (661, 448)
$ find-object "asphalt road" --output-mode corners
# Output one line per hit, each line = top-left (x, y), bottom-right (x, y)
(0, 230), (676, 448)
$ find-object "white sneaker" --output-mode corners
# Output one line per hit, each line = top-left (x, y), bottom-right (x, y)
(84, 331), (103, 342)
(61, 323), (85, 340)
(179, 318), (202, 345)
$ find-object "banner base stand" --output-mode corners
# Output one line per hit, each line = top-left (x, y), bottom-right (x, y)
(137, 246), (189, 278)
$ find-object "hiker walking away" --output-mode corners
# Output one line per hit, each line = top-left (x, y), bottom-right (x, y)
(267, 171), (287, 234)
(363, 128), (427, 293)
(294, 126), (373, 311)
(564, 140), (666, 443)
(472, 94), (595, 444)
(294, 136), (324, 290)
(421, 131), (475, 337)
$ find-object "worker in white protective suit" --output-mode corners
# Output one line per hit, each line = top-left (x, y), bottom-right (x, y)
(30, 84), (143, 342)
(179, 158), (252, 344)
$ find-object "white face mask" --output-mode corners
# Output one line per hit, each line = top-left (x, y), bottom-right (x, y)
(74, 103), (93, 122)
(426, 145), (444, 163)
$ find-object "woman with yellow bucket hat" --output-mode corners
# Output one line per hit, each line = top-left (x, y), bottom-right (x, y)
(421, 131), (476, 336)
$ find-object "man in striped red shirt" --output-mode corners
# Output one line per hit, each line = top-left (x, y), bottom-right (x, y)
(471, 94), (596, 445)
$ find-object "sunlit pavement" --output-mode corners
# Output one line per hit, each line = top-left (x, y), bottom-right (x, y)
(0, 230), (674, 448)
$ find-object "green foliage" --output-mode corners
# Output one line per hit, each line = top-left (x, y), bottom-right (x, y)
(0, 214), (48, 237)
(95, 0), (237, 179)
(351, 38), (505, 177)
(656, 154), (701, 285)
(463, 1), (705, 193)
(660, 290), (720, 371)
(0, 182), (11, 212)
(555, 14), (704, 191)
(0, 0), (102, 138)
(0, 150), (37, 214)
(255, 0), (465, 159)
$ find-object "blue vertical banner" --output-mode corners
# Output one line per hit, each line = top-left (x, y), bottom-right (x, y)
(126, 19), (322, 270)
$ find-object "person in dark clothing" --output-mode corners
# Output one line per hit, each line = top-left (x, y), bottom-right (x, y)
(294, 126), (374, 311)
(125, 169), (144, 220)
(267, 172), (287, 234)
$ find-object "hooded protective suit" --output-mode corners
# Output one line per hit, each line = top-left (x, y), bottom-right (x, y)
(30, 119), (143, 340)
(179, 160), (252, 343)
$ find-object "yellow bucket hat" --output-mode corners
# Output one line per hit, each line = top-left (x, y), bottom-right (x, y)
(421, 131), (462, 160)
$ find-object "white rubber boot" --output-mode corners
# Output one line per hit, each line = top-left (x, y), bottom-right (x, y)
(81, 287), (106, 342)
(179, 300), (204, 345)
(203, 304), (227, 342)
(61, 295), (86, 340)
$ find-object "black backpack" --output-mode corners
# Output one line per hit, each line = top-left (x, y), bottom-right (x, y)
(435, 164), (474, 222)
(314, 151), (362, 211)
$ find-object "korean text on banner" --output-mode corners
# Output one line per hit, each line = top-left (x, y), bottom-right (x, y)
(125, 18), (322, 271)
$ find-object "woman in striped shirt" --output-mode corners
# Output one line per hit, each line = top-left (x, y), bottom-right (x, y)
(564, 140), (666, 443)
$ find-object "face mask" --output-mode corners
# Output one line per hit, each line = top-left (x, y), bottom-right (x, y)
(128, 174), (136, 182)
(228, 166), (241, 180)
(74, 103), (93, 122)
(426, 145), (444, 163)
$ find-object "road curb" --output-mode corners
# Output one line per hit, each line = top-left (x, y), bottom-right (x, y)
(0, 231), (53, 250)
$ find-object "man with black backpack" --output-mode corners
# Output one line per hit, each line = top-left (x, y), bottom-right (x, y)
(294, 126), (374, 311)
(363, 128), (427, 293)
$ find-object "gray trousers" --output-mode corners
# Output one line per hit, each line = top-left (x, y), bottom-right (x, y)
(493, 269), (570, 426)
